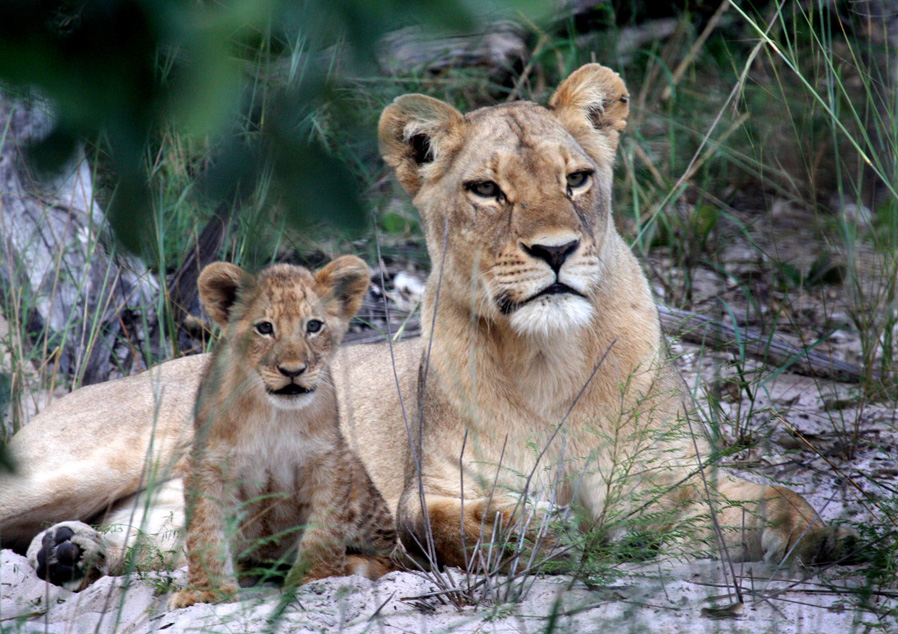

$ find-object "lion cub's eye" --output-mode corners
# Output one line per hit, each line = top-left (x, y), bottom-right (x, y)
(306, 319), (324, 334)
(466, 180), (505, 202)
(566, 171), (592, 193)
(255, 321), (274, 336)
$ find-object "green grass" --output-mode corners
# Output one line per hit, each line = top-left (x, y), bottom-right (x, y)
(2, 2), (898, 631)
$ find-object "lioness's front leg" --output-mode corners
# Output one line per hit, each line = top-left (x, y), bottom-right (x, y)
(576, 466), (857, 565)
(397, 490), (528, 568)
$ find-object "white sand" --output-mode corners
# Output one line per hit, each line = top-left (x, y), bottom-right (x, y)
(2, 549), (887, 634)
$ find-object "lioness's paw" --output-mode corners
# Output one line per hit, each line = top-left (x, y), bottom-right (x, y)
(26, 521), (107, 591)
(808, 525), (862, 565)
(763, 524), (862, 566)
(168, 582), (238, 610)
(505, 492), (568, 518)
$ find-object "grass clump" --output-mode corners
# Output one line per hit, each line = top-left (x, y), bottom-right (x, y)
(2, 2), (898, 632)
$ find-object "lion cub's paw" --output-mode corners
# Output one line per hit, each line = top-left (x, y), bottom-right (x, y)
(346, 553), (400, 580)
(26, 521), (107, 591)
(282, 561), (341, 589)
(168, 582), (238, 610)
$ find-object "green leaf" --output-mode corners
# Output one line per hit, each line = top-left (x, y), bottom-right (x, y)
(272, 138), (367, 233)
(0, 442), (14, 475)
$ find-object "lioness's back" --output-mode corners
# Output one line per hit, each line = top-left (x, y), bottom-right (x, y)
(0, 355), (204, 551)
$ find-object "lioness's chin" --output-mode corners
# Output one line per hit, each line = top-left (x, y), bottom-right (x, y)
(508, 294), (593, 338)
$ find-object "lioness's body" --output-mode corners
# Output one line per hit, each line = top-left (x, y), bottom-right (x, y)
(2, 355), (200, 563)
(1, 65), (850, 586)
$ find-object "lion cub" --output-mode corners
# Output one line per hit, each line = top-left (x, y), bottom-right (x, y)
(169, 257), (397, 609)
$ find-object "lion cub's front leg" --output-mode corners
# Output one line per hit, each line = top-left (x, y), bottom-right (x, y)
(283, 520), (346, 587)
(284, 451), (399, 587)
(281, 485), (347, 588)
(168, 463), (238, 609)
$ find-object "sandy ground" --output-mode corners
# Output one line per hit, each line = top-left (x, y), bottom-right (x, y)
(3, 339), (895, 633)
(2, 548), (891, 634)
(3, 306), (898, 633)
(3, 200), (897, 632)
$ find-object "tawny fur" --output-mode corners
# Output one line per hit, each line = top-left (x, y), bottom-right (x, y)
(336, 63), (854, 567)
(168, 258), (396, 609)
(0, 65), (853, 591)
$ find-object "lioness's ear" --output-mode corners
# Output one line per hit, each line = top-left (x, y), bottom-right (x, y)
(379, 94), (465, 196)
(548, 64), (629, 156)
(198, 262), (248, 328)
(315, 256), (370, 320)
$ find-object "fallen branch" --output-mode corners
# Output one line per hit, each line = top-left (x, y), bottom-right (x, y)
(166, 199), (240, 352)
(344, 305), (878, 385)
(658, 305), (877, 384)
(0, 93), (162, 389)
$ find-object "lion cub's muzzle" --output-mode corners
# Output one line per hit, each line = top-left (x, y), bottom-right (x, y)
(265, 363), (318, 403)
(267, 383), (314, 396)
(265, 379), (318, 409)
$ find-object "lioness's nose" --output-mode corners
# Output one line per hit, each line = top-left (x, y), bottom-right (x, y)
(278, 364), (307, 378)
(522, 240), (579, 273)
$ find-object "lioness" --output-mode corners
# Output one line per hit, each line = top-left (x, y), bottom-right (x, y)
(0, 64), (852, 590)
(169, 259), (396, 609)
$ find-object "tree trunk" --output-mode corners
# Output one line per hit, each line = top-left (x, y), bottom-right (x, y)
(0, 92), (163, 390)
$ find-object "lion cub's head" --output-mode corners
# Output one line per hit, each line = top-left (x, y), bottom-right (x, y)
(379, 64), (629, 339)
(198, 257), (369, 409)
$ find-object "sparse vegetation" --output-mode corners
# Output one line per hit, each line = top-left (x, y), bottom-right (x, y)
(2, 1), (898, 632)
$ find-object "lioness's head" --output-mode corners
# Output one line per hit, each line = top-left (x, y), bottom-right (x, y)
(379, 64), (628, 338)
(198, 257), (369, 409)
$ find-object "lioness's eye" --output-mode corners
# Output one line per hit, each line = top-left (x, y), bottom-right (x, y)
(466, 180), (504, 201)
(306, 319), (324, 334)
(566, 171), (592, 192)
(255, 321), (274, 336)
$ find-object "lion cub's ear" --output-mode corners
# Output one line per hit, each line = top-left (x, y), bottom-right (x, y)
(198, 262), (249, 328)
(548, 64), (629, 156)
(315, 256), (370, 320)
(379, 95), (466, 196)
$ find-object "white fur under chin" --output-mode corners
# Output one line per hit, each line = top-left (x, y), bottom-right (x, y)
(508, 294), (593, 339)
(267, 391), (316, 410)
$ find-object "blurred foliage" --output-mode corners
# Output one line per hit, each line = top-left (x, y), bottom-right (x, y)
(0, 0), (544, 253)
(0, 443), (12, 474)
(0, 371), (12, 472)
(0, 371), (9, 437)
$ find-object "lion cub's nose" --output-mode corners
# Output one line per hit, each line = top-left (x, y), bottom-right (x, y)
(278, 365), (307, 379)
(522, 240), (579, 273)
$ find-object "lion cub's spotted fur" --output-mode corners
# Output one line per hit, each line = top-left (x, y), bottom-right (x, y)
(169, 258), (396, 609)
